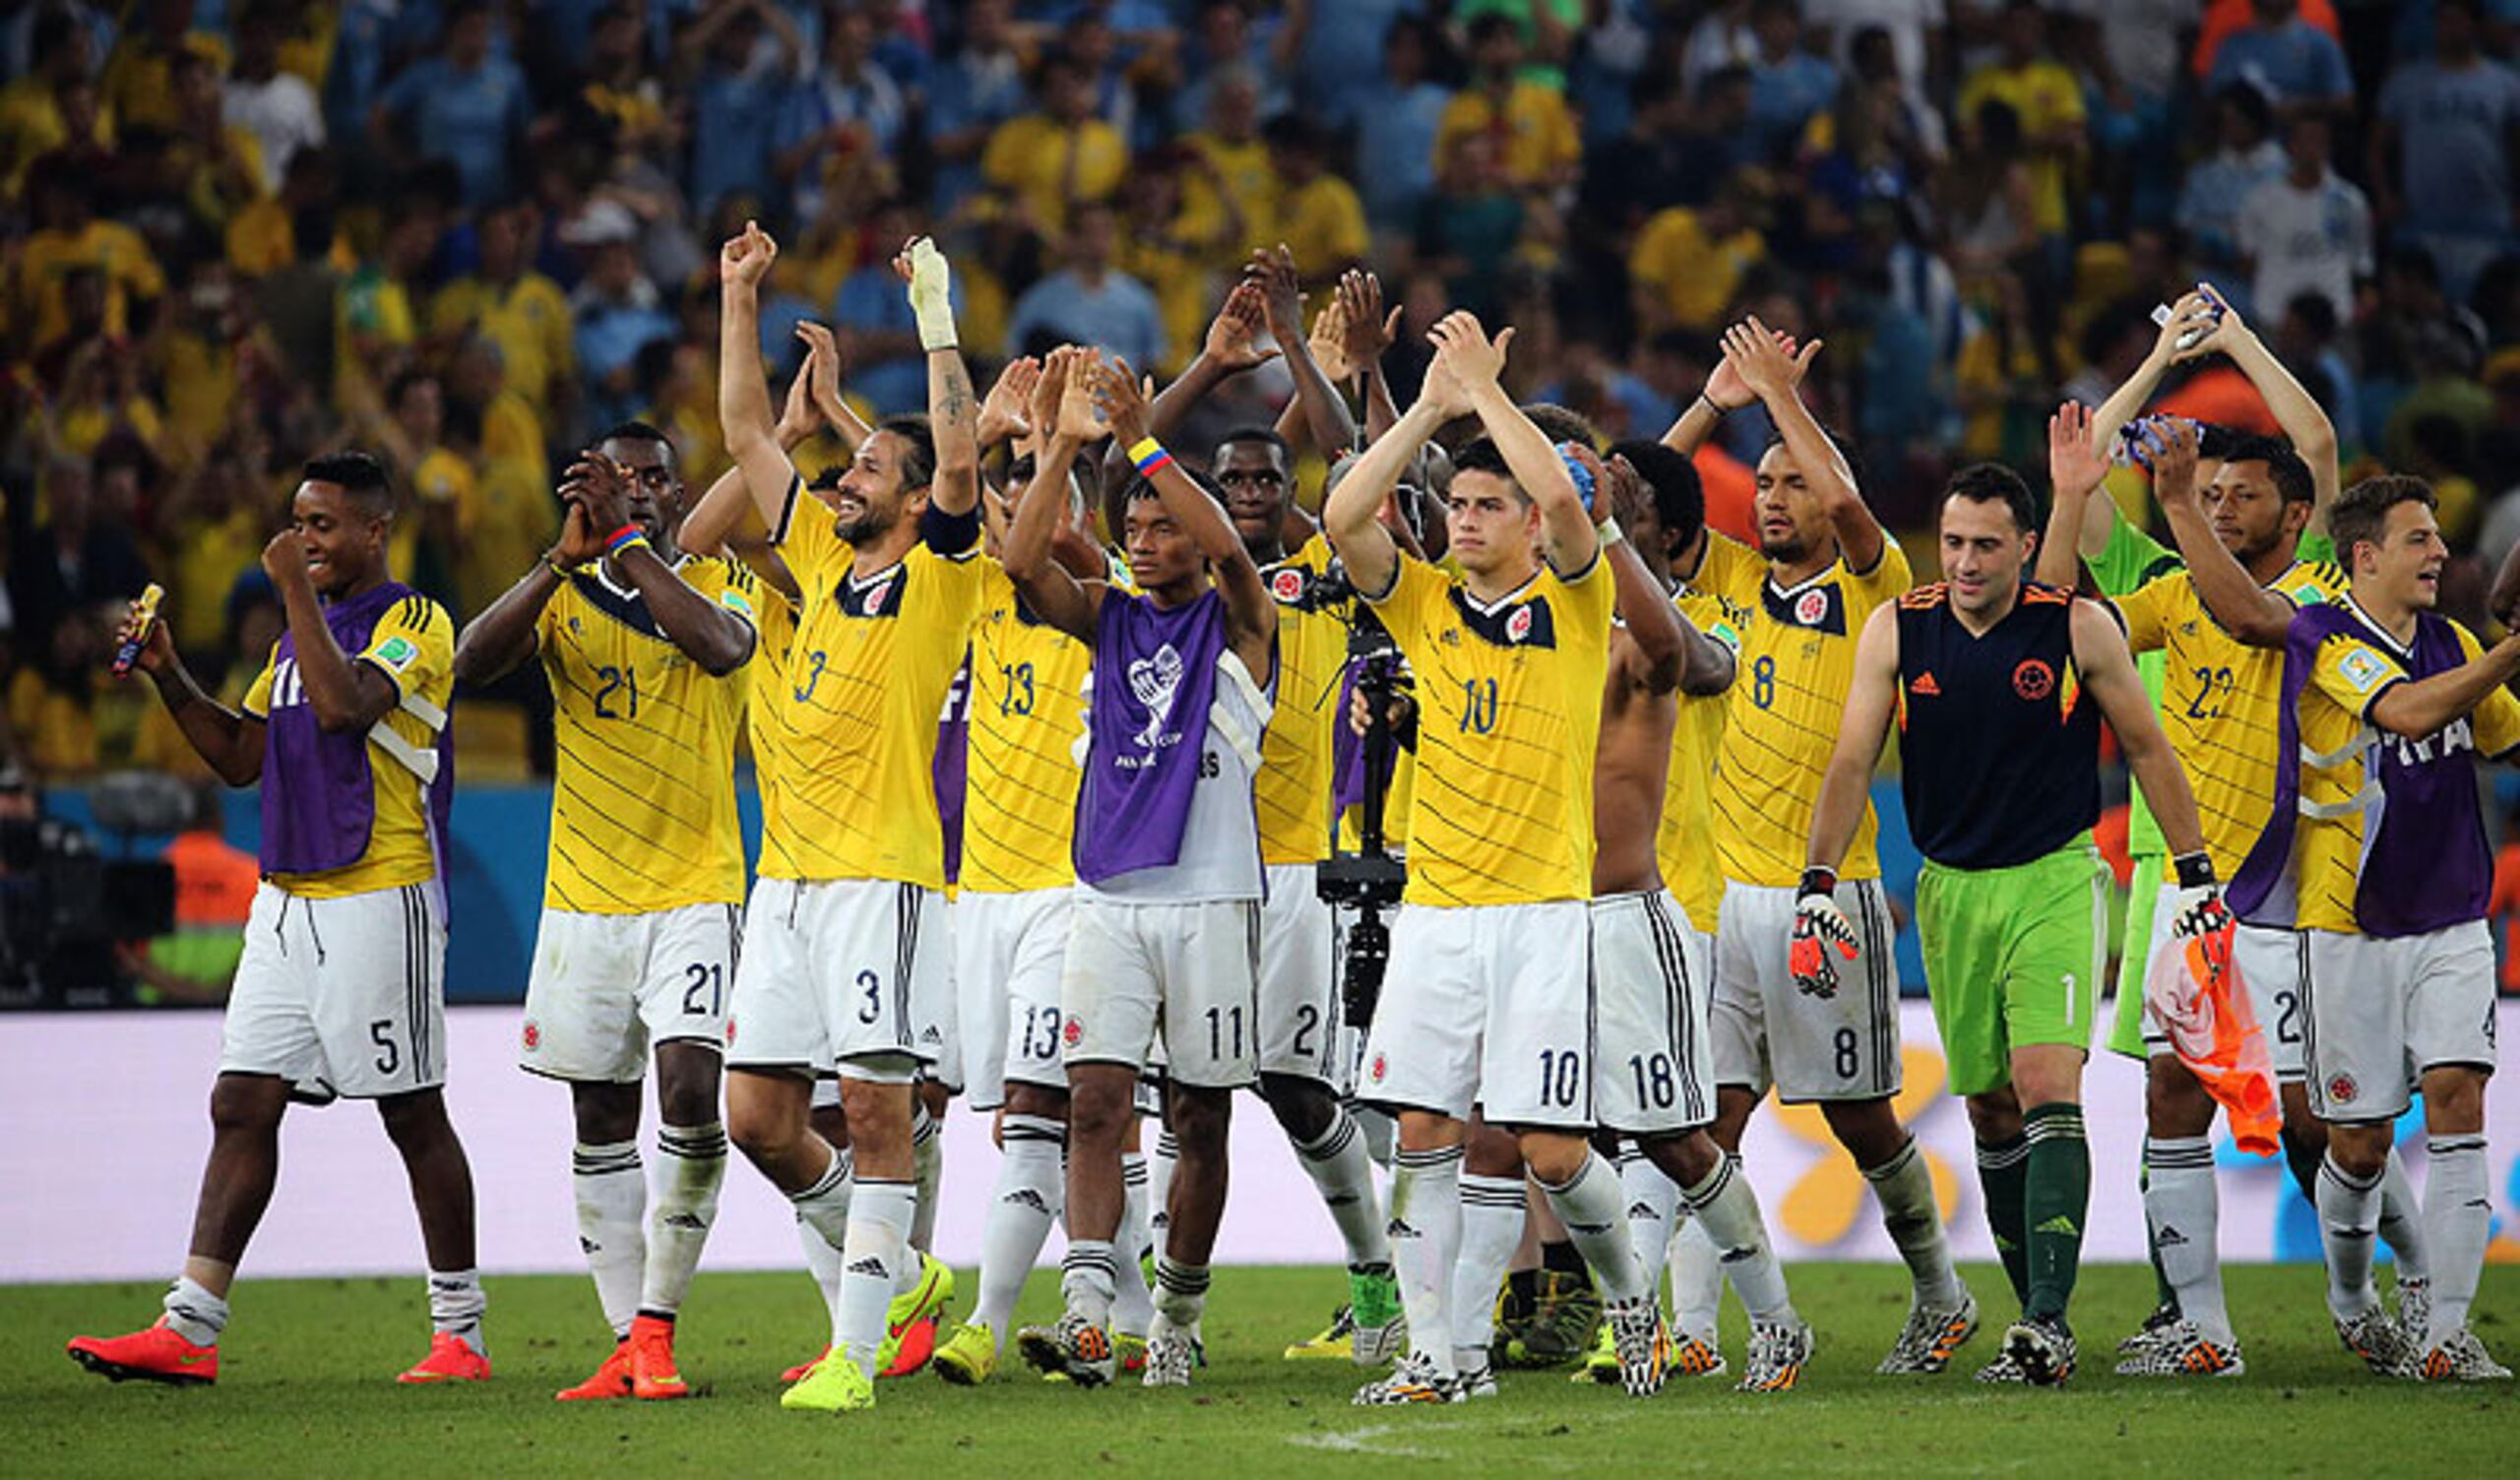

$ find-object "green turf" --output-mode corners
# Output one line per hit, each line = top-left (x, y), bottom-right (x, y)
(5, 1264), (2513, 1477)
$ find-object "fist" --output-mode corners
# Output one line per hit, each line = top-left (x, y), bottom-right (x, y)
(262, 528), (310, 585)
(720, 220), (778, 287)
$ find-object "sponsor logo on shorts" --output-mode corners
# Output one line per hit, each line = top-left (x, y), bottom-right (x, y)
(2328, 1073), (2358, 1105)
(522, 1019), (540, 1051)
(2013, 659), (2055, 702)
(724, 1018), (738, 1047)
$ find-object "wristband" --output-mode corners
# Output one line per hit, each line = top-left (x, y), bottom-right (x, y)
(1598, 518), (1624, 548)
(605, 524), (651, 558)
(1129, 437), (1175, 477)
(2172, 850), (2217, 890)
(1696, 392), (1727, 417)
(540, 550), (579, 577)
(1797, 866), (1838, 900)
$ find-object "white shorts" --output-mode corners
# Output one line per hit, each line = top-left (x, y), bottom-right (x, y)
(2301, 922), (2497, 1123)
(1061, 894), (1261, 1089)
(1357, 899), (1594, 1130)
(727, 877), (949, 1083)
(220, 882), (447, 1102)
(1712, 878), (1902, 1103)
(2142, 883), (2308, 1081)
(952, 888), (1073, 1108)
(520, 902), (737, 1082)
(1257, 864), (1340, 1086)
(1593, 892), (1716, 1136)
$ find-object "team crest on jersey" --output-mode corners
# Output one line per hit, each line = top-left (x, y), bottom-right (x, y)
(1795, 590), (1827, 625)
(1272, 568), (1305, 603)
(522, 1019), (540, 1052)
(2327, 1073), (2357, 1105)
(2013, 659), (2055, 702)
(1506, 606), (1534, 643)
(1764, 581), (1846, 636)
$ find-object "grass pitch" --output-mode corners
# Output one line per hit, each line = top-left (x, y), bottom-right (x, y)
(5, 1264), (2513, 1477)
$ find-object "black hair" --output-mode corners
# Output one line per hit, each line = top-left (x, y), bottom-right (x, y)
(1261, 114), (1324, 156)
(2329, 475), (2437, 567)
(303, 450), (397, 520)
(1759, 422), (1867, 490)
(1520, 402), (1600, 450)
(1122, 466), (1228, 507)
(2217, 432), (2314, 506)
(2216, 82), (2273, 138)
(598, 420), (677, 459)
(2080, 297), (2152, 368)
(2194, 421), (2241, 462)
(1945, 462), (2040, 534)
(1448, 436), (1527, 504)
(876, 414), (937, 492)
(387, 366), (437, 408)
(1214, 426), (1291, 462)
(2286, 289), (2339, 340)
(1609, 439), (1704, 549)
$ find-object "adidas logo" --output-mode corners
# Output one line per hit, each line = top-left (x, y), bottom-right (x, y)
(1911, 671), (1940, 697)
(1387, 1218), (1421, 1240)
(921, 1025), (943, 1043)
(1565, 1220), (1613, 1237)
(1007, 1189), (1050, 1214)
(662, 1213), (709, 1231)
(2155, 1225), (2187, 1248)
(1717, 1247), (1757, 1264)
(847, 1258), (891, 1278)
(2034, 1215), (2080, 1236)
(1626, 1202), (1657, 1220)
(580, 1237), (600, 1254)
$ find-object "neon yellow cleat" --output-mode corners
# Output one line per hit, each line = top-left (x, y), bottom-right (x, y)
(932, 1322), (996, 1387)
(875, 1255), (955, 1376)
(780, 1349), (874, 1413)
(1284, 1306), (1354, 1361)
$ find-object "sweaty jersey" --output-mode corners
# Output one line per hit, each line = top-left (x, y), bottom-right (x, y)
(1255, 533), (1348, 867)
(1366, 550), (1614, 906)
(243, 591), (452, 899)
(2113, 553), (2347, 878)
(765, 477), (986, 889)
(1659, 533), (1757, 934)
(962, 559), (1089, 894)
(1711, 539), (1913, 887)
(1894, 583), (2100, 869)
(536, 555), (756, 913)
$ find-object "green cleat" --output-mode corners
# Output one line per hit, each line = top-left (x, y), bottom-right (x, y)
(1348, 1267), (1406, 1366)
(780, 1350), (874, 1413)
(932, 1322), (995, 1387)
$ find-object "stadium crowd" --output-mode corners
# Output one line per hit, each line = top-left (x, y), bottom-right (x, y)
(6, 0), (2520, 787)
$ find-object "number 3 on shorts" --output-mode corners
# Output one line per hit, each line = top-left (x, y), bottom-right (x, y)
(856, 968), (881, 1024)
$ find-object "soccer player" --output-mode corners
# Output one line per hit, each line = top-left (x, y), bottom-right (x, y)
(1664, 321), (1973, 1372)
(1001, 347), (1276, 1388)
(1802, 462), (2228, 1387)
(2230, 475), (2519, 1382)
(1327, 312), (1672, 1405)
(70, 452), (487, 1387)
(451, 431), (759, 1400)
(717, 224), (975, 1414)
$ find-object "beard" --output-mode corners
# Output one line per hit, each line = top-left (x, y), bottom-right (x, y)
(1758, 528), (1809, 565)
(835, 503), (897, 546)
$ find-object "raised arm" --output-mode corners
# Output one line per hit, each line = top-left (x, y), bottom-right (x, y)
(2150, 418), (2294, 647)
(683, 323), (827, 560)
(1002, 348), (1106, 642)
(1433, 311), (1595, 576)
(2187, 284), (2339, 534)
(1589, 450), (1686, 695)
(900, 237), (977, 519)
(2038, 400), (2110, 591)
(796, 319), (872, 453)
(2073, 597), (2209, 862)
(1333, 270), (1405, 446)
(113, 596), (264, 785)
(718, 221), (803, 530)
(1324, 356), (1468, 601)
(454, 499), (601, 685)
(1726, 317), (1878, 571)
(571, 454), (755, 675)
(1660, 322), (1799, 457)
(1805, 601), (1900, 877)
(262, 531), (399, 734)
(1251, 244), (1358, 458)
(2368, 632), (2520, 742)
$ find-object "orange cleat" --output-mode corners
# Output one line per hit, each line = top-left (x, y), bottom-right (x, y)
(781, 1344), (831, 1384)
(398, 1331), (491, 1385)
(67, 1319), (219, 1387)
(555, 1340), (633, 1401)
(627, 1315), (689, 1400)
(879, 1316), (939, 1380)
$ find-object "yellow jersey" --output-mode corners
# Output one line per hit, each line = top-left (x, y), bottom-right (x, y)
(2114, 556), (2348, 878)
(2287, 606), (2520, 934)
(243, 592), (452, 899)
(426, 272), (575, 410)
(536, 556), (757, 913)
(961, 560), (1090, 894)
(1660, 535), (1758, 934)
(1712, 540), (1913, 887)
(1367, 551), (1615, 906)
(1256, 535), (1348, 868)
(747, 583), (806, 882)
(765, 479), (986, 889)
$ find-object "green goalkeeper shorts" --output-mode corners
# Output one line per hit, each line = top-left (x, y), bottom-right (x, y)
(2106, 852), (2164, 1061)
(1915, 840), (2109, 1097)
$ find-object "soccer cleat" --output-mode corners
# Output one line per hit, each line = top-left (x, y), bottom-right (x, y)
(1450, 1355), (1498, 1400)
(1604, 1294), (1671, 1397)
(66, 1320), (219, 1387)
(1973, 1350), (2028, 1384)
(1016, 1313), (1117, 1388)
(932, 1322), (995, 1386)
(2115, 1301), (2182, 1356)
(1577, 1319), (1724, 1383)
(1284, 1305), (1354, 1361)
(1877, 1290), (1979, 1375)
(1348, 1267), (1407, 1366)
(1737, 1317), (1814, 1392)
(879, 1315), (939, 1380)
(1499, 1270), (1603, 1368)
(2414, 1328), (2512, 1383)
(1577, 1322), (1619, 1384)
(2002, 1317), (2075, 1387)
(554, 1341), (633, 1401)
(2112, 1320), (2244, 1379)
(780, 1349), (874, 1412)
(1117, 1331), (1152, 1374)
(1141, 1331), (1197, 1388)
(627, 1315), (689, 1399)
(1353, 1352), (1459, 1405)
(874, 1255), (954, 1378)
(781, 1344), (830, 1384)
(2334, 1306), (2415, 1378)
(398, 1331), (491, 1385)
(2396, 1277), (2431, 1356)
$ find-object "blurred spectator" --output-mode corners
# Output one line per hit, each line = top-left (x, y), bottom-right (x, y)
(982, 48), (1128, 237)
(678, 0), (805, 220)
(1743, 0), (1837, 163)
(1177, 65), (1278, 271)
(1417, 131), (1527, 324)
(369, 2), (533, 209)
(1434, 16), (1579, 195)
(1266, 116), (1367, 285)
(2174, 85), (2285, 302)
(0, 5), (107, 197)
(1956, 1), (2087, 252)
(15, 157), (164, 358)
(1005, 200), (1166, 369)
(1290, 0), (1418, 133)
(2236, 113), (2371, 329)
(2205, 0), (2353, 116)
(832, 195), (951, 414)
(776, 1), (906, 229)
(100, 0), (224, 138)
(1804, 0), (1943, 94)
(1683, 0), (1760, 95)
(428, 202), (576, 426)
(570, 213), (677, 432)
(1630, 176), (1767, 336)
(1352, 14), (1452, 241)
(2368, 0), (2520, 303)
(117, 783), (256, 1005)
(221, 3), (323, 194)
(924, 0), (1028, 216)
(7, 452), (149, 655)
(2273, 289), (2362, 454)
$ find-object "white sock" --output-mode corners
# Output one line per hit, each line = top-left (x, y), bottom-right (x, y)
(837, 1178), (915, 1377)
(1450, 1172), (1527, 1362)
(1389, 1144), (1464, 1377)
(1113, 1151), (1157, 1338)
(1149, 1127), (1178, 1262)
(1618, 1145), (1680, 1295)
(1863, 1138), (1965, 1309)
(788, 1145), (854, 1343)
(1152, 1256), (1210, 1337)
(2316, 1151), (2383, 1321)
(976, 1114), (1063, 1344)
(2142, 1136), (2231, 1344)
(1060, 1239), (1117, 1328)
(2423, 1136), (2491, 1348)
(1539, 1152), (1648, 1304)
(911, 1102), (943, 1254)
(572, 1140), (646, 1337)
(1294, 1108), (1392, 1268)
(1679, 1154), (1795, 1325)
(428, 1268), (487, 1356)
(1670, 1213), (1723, 1340)
(2380, 1147), (2429, 1284)
(644, 1122), (724, 1319)
(161, 1276), (228, 1347)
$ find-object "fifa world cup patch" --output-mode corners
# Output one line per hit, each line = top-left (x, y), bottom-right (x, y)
(373, 635), (419, 671)
(2337, 648), (2388, 694)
